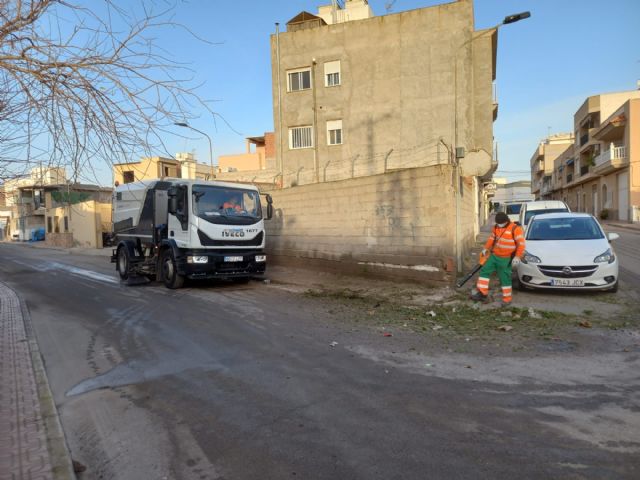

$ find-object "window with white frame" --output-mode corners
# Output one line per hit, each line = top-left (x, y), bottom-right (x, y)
(327, 120), (343, 145)
(324, 60), (341, 87)
(289, 126), (313, 149)
(287, 68), (311, 92)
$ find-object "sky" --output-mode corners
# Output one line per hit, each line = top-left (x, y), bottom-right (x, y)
(91, 0), (640, 185)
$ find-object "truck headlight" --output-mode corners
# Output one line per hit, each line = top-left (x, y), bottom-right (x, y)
(255, 255), (266, 262)
(187, 255), (208, 264)
(594, 248), (615, 264)
(522, 251), (541, 264)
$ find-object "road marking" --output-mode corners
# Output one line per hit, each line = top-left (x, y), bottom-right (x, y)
(47, 262), (119, 284)
(10, 258), (118, 285)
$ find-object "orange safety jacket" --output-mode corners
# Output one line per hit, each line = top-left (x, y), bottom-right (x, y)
(483, 222), (525, 259)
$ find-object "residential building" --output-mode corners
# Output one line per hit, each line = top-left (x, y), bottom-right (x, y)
(531, 90), (640, 222)
(265, 0), (506, 282)
(43, 185), (112, 248)
(0, 185), (10, 240)
(3, 167), (113, 246)
(218, 133), (276, 173)
(492, 179), (535, 206)
(3, 167), (66, 240)
(271, 0), (497, 186)
(530, 133), (574, 200)
(113, 153), (215, 185)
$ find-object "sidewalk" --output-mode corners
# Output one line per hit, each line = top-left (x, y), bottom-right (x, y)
(602, 220), (640, 232)
(0, 282), (75, 480)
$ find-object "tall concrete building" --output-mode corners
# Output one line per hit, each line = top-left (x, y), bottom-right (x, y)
(271, 0), (497, 187)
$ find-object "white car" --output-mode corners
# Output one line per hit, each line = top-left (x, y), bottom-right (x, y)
(502, 201), (525, 223)
(516, 213), (619, 292)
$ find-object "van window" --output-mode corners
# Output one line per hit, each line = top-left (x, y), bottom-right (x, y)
(524, 208), (568, 225)
(506, 204), (521, 215)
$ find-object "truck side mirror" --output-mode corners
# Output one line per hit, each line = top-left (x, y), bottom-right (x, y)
(265, 194), (273, 220)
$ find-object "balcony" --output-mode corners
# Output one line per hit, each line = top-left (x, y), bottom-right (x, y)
(580, 165), (590, 176)
(566, 173), (573, 184)
(593, 145), (627, 175)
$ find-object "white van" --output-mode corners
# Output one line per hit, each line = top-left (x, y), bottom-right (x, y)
(502, 201), (525, 223)
(519, 200), (570, 228)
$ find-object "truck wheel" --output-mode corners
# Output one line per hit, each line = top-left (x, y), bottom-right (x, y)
(116, 246), (130, 280)
(161, 250), (184, 289)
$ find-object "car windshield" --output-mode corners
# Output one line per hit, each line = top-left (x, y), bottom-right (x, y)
(192, 185), (262, 225)
(505, 204), (521, 215)
(526, 217), (604, 241)
(524, 208), (568, 225)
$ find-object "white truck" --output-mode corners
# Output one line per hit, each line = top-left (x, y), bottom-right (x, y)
(111, 178), (273, 288)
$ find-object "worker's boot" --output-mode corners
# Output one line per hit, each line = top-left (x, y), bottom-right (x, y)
(470, 290), (488, 302)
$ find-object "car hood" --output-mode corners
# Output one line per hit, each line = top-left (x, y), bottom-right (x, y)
(525, 239), (610, 265)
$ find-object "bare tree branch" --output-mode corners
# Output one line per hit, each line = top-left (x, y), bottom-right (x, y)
(0, 0), (213, 182)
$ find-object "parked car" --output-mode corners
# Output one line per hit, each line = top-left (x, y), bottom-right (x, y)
(516, 212), (619, 292)
(518, 200), (570, 228)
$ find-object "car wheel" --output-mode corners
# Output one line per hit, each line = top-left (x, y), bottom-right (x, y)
(513, 275), (526, 291)
(161, 250), (184, 289)
(608, 280), (618, 293)
(116, 246), (130, 281)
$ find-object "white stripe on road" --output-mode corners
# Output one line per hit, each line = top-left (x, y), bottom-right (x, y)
(11, 259), (119, 285)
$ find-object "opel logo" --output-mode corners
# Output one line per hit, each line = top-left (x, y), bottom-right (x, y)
(562, 266), (573, 276)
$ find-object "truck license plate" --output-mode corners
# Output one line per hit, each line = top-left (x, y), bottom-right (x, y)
(550, 278), (584, 287)
(224, 256), (243, 262)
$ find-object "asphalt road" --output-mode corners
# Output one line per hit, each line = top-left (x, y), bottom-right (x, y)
(1, 243), (639, 479)
(604, 225), (640, 288)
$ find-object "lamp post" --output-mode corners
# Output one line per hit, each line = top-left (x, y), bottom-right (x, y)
(452, 11), (530, 273)
(174, 122), (215, 179)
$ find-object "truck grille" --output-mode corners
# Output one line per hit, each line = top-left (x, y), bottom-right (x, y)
(538, 265), (598, 278)
(198, 230), (263, 247)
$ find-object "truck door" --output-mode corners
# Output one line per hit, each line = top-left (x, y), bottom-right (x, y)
(168, 185), (190, 247)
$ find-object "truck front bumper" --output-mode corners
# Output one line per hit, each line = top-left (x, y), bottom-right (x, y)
(176, 250), (266, 279)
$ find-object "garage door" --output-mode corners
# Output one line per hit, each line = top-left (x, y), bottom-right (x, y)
(618, 171), (629, 221)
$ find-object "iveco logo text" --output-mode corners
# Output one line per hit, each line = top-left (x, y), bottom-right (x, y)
(222, 229), (245, 238)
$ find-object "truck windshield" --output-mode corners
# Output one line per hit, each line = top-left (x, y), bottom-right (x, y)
(192, 185), (262, 225)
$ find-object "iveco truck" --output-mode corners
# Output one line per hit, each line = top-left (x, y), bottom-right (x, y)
(111, 178), (273, 288)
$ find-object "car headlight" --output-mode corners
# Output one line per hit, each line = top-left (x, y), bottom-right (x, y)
(187, 255), (208, 264)
(522, 251), (541, 264)
(594, 248), (615, 264)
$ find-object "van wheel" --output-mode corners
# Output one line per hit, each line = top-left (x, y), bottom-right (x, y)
(161, 250), (184, 289)
(116, 247), (130, 280)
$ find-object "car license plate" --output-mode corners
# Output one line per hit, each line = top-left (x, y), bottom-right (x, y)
(224, 256), (243, 262)
(550, 278), (584, 287)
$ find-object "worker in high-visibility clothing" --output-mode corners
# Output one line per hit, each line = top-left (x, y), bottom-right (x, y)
(471, 212), (526, 305)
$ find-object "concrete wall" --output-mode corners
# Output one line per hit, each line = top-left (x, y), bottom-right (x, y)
(271, 0), (494, 187)
(265, 164), (471, 284)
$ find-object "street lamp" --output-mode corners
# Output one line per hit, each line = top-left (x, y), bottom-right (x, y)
(452, 11), (530, 273)
(174, 122), (215, 179)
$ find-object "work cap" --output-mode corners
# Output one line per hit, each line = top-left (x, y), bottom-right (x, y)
(495, 212), (509, 224)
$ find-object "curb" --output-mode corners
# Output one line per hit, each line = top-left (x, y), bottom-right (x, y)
(0, 282), (76, 480)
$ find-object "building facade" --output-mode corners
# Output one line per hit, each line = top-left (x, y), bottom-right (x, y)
(113, 153), (216, 186)
(532, 90), (640, 222)
(271, 0), (497, 186)
(218, 133), (276, 173)
(263, 0), (507, 280)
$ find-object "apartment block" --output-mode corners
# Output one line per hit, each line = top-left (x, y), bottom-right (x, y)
(271, 0), (497, 186)
(532, 89), (640, 222)
(218, 133), (276, 173)
(530, 133), (574, 199)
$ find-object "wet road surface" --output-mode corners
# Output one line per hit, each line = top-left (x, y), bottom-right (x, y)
(1, 243), (639, 479)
